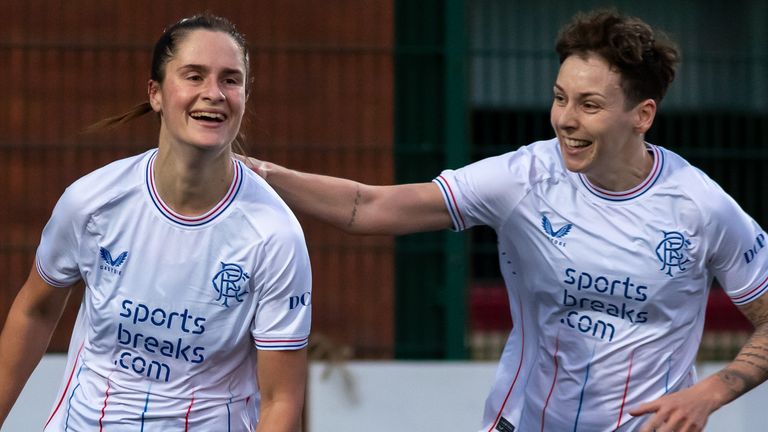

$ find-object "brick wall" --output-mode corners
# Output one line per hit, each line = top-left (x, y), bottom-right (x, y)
(0, 0), (394, 357)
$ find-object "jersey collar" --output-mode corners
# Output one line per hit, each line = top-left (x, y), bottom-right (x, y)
(145, 150), (243, 227)
(577, 144), (664, 202)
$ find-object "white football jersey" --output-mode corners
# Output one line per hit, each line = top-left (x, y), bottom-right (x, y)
(36, 149), (312, 431)
(434, 138), (768, 432)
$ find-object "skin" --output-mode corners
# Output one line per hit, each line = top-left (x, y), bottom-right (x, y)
(148, 29), (247, 216)
(250, 51), (768, 431)
(256, 349), (307, 432)
(246, 170), (452, 235)
(551, 53), (656, 191)
(0, 29), (306, 431)
(0, 268), (72, 424)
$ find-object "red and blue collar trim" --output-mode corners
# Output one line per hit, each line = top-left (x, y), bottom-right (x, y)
(145, 150), (243, 227)
(578, 144), (664, 202)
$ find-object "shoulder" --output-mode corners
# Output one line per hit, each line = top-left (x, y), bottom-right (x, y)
(54, 150), (151, 220)
(433, 139), (564, 229)
(474, 137), (560, 167)
(448, 138), (565, 194)
(525, 137), (565, 166)
(235, 160), (307, 243)
(655, 145), (743, 221)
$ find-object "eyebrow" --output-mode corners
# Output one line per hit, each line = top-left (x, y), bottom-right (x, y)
(177, 64), (244, 77)
(553, 83), (605, 99)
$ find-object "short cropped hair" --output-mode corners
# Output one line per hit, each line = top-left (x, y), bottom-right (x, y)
(555, 9), (679, 107)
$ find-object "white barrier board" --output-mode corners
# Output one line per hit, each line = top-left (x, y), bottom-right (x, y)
(3, 357), (767, 431)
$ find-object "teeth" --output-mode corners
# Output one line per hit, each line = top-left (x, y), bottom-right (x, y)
(190, 112), (225, 121)
(563, 137), (591, 148)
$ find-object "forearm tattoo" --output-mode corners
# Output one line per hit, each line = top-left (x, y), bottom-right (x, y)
(347, 185), (361, 228)
(716, 368), (751, 397)
(717, 298), (768, 399)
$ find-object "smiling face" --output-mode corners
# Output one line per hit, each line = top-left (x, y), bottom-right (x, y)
(149, 29), (247, 153)
(550, 53), (656, 190)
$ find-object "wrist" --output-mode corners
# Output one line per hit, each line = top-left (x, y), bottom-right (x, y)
(701, 371), (739, 410)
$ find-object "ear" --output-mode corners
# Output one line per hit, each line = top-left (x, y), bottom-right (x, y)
(634, 99), (656, 135)
(148, 79), (162, 113)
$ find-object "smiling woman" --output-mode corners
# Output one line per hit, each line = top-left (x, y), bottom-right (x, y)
(551, 54), (656, 191)
(84, 15), (252, 162)
(148, 28), (249, 215)
(0, 14), (312, 432)
(150, 30), (246, 152)
(245, 9), (768, 432)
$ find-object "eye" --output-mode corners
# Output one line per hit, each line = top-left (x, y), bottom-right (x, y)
(553, 93), (566, 105)
(223, 72), (245, 86)
(582, 101), (600, 113)
(186, 74), (203, 82)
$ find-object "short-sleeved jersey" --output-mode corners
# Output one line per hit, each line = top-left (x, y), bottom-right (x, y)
(36, 149), (311, 431)
(434, 138), (768, 432)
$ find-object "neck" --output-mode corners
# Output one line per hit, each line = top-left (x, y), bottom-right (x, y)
(152, 144), (234, 215)
(586, 139), (653, 192)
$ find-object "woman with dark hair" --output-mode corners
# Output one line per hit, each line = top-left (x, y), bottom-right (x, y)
(0, 14), (311, 431)
(247, 9), (768, 432)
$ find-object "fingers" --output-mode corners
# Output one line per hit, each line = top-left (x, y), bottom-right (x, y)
(631, 391), (707, 432)
(629, 402), (655, 417)
(631, 402), (654, 432)
(640, 416), (674, 432)
(639, 412), (704, 432)
(245, 157), (269, 179)
(634, 405), (668, 432)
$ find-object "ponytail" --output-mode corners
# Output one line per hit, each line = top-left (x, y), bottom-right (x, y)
(83, 102), (155, 134)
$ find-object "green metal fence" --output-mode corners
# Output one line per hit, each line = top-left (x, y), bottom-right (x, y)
(394, 0), (469, 359)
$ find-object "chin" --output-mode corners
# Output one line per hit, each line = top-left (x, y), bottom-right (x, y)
(187, 134), (233, 149)
(564, 164), (582, 174)
(562, 157), (589, 173)
(560, 147), (594, 174)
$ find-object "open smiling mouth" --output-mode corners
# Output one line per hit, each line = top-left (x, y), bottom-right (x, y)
(562, 137), (592, 149)
(190, 112), (226, 123)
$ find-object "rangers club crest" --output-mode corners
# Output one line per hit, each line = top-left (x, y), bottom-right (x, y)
(212, 262), (250, 307)
(655, 231), (692, 277)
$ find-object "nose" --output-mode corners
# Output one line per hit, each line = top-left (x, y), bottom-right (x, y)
(553, 102), (578, 133)
(202, 79), (225, 102)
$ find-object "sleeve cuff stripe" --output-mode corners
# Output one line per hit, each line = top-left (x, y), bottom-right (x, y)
(35, 256), (72, 288)
(730, 274), (768, 305)
(433, 176), (465, 231)
(255, 337), (309, 350)
(254, 337), (309, 350)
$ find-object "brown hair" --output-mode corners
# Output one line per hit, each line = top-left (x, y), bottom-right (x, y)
(555, 9), (679, 107)
(85, 13), (252, 155)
